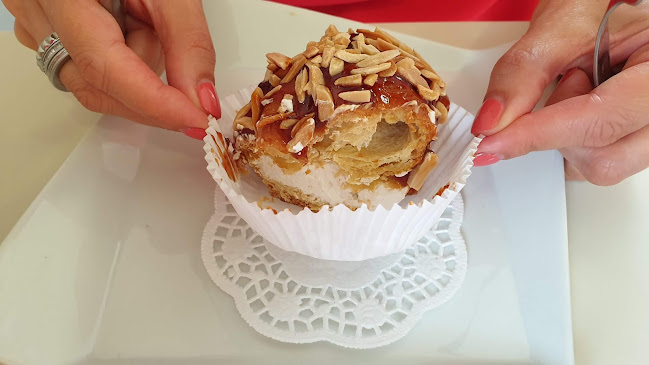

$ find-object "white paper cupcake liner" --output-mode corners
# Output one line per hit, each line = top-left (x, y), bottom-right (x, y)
(203, 87), (481, 261)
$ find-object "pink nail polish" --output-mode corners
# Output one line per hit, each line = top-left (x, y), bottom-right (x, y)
(473, 153), (501, 167)
(197, 80), (221, 118)
(183, 128), (207, 140)
(471, 99), (503, 135)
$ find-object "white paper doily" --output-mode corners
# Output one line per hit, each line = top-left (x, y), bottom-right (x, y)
(201, 188), (468, 349)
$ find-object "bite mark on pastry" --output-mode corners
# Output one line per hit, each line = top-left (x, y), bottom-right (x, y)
(233, 26), (450, 210)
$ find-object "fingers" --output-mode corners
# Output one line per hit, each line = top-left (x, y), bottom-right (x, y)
(477, 65), (649, 159)
(561, 124), (649, 186)
(623, 43), (649, 71)
(545, 68), (593, 107)
(40, 0), (209, 130)
(124, 16), (165, 76)
(14, 22), (36, 50)
(471, 2), (605, 137)
(140, 0), (221, 118)
(58, 61), (151, 126)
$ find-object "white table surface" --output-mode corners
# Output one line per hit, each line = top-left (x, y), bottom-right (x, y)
(0, 2), (648, 364)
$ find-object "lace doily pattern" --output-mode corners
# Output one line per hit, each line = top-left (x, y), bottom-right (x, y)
(201, 189), (467, 349)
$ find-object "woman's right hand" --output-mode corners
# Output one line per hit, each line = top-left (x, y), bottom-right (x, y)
(4, 0), (220, 139)
(472, 0), (649, 184)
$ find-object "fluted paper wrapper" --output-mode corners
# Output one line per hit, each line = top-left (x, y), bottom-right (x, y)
(204, 87), (481, 261)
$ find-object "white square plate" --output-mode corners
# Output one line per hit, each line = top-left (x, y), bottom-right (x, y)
(0, 1), (573, 364)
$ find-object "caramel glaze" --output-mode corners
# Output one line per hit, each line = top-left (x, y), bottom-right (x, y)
(243, 62), (450, 184)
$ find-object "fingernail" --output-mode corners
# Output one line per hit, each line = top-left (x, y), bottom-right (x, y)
(557, 68), (580, 86)
(183, 128), (207, 140)
(197, 80), (221, 118)
(473, 153), (501, 167)
(471, 98), (504, 135)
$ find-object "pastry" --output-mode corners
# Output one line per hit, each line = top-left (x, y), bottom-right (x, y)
(232, 25), (450, 210)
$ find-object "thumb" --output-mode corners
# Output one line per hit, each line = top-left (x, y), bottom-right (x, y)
(141, 0), (220, 119)
(472, 32), (587, 136)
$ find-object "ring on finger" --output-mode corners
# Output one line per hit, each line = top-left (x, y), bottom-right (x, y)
(36, 32), (71, 92)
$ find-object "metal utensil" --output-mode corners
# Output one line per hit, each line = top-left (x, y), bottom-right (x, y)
(593, 0), (645, 86)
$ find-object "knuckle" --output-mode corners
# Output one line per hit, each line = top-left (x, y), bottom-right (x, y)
(74, 87), (103, 113)
(75, 51), (108, 90)
(495, 43), (543, 72)
(184, 31), (215, 62)
(582, 118), (625, 148)
(74, 41), (121, 92)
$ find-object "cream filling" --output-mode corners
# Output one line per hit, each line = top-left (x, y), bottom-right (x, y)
(255, 155), (408, 210)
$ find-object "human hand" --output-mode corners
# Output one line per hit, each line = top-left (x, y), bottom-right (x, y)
(471, 0), (649, 184)
(4, 0), (220, 139)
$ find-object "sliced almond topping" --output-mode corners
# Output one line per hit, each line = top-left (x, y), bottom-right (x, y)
(345, 48), (363, 54)
(416, 84), (440, 102)
(333, 32), (351, 47)
(316, 85), (335, 121)
(338, 90), (371, 103)
(354, 33), (366, 46)
(329, 57), (344, 76)
(291, 113), (315, 138)
(263, 68), (274, 82)
(374, 27), (402, 46)
(303, 43), (320, 58)
(325, 24), (339, 37)
(431, 82), (443, 97)
(267, 63), (279, 72)
(356, 49), (401, 68)
(234, 116), (255, 131)
(378, 62), (397, 77)
(435, 101), (448, 124)
(376, 38), (398, 52)
(397, 67), (428, 88)
(399, 42), (415, 55)
(361, 43), (380, 55)
(250, 87), (264, 126)
(308, 62), (325, 86)
(335, 50), (369, 63)
(295, 68), (308, 103)
(287, 117), (315, 153)
(350, 62), (392, 76)
(334, 74), (363, 87)
(266, 53), (292, 70)
(357, 29), (389, 43)
(376, 38), (420, 62)
(396, 57), (417, 71)
(311, 55), (323, 67)
(407, 152), (439, 191)
(268, 73), (281, 87)
(421, 69), (441, 82)
(264, 84), (282, 99)
(364, 74), (378, 86)
(280, 118), (299, 130)
(321, 47), (335, 68)
(281, 54), (307, 84)
(257, 112), (293, 128)
(414, 49), (434, 73)
(234, 102), (252, 122)
(365, 38), (379, 48)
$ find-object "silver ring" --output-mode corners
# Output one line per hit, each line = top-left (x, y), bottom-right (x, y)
(36, 32), (71, 92)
